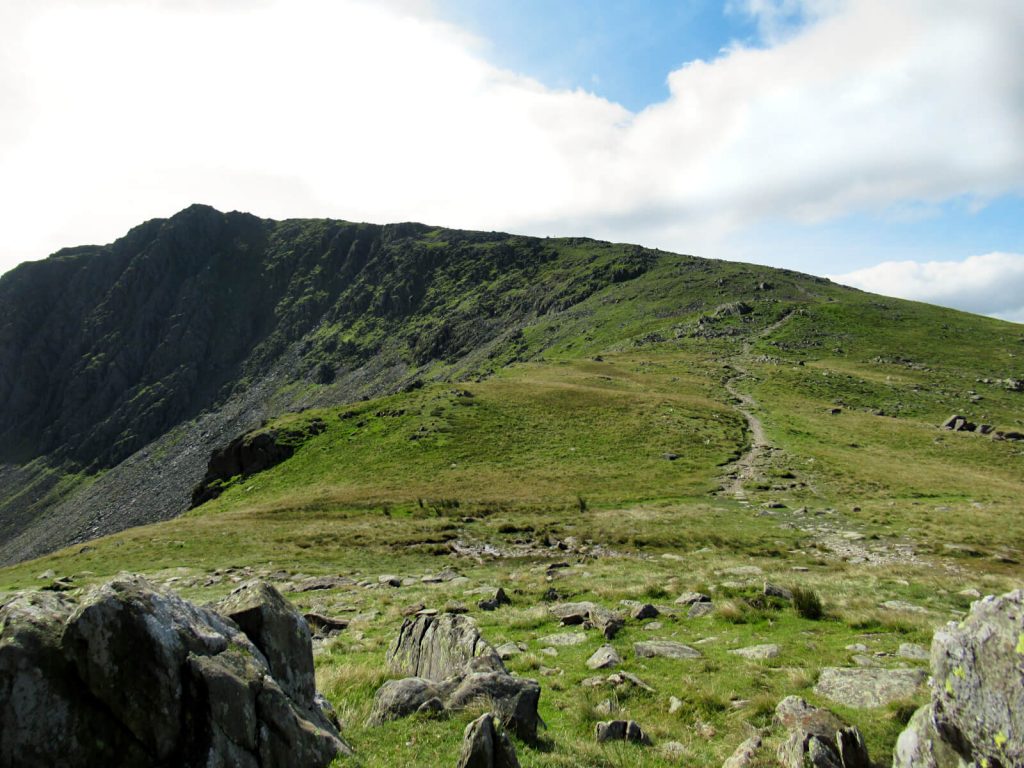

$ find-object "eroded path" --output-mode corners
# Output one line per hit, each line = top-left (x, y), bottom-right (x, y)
(720, 311), (795, 498)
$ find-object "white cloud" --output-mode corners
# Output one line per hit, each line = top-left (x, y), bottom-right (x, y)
(831, 252), (1024, 322)
(0, 0), (1022, 286)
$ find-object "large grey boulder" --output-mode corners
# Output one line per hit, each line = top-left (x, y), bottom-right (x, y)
(386, 613), (504, 681)
(375, 614), (543, 742)
(0, 574), (350, 768)
(814, 667), (927, 709)
(774, 696), (871, 768)
(215, 580), (316, 705)
(457, 712), (520, 768)
(893, 589), (1024, 768)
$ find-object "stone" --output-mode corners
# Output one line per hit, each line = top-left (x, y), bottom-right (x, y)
(764, 581), (794, 600)
(595, 719), (652, 745)
(536, 631), (588, 646)
(386, 613), (503, 681)
(774, 696), (870, 768)
(728, 643), (780, 660)
(668, 695), (683, 714)
(378, 574), (401, 587)
(892, 589), (1024, 768)
(814, 667), (927, 709)
(659, 740), (686, 760)
(897, 642), (929, 661)
(0, 575), (349, 768)
(674, 591), (711, 606)
(303, 612), (349, 637)
(608, 671), (655, 692)
(549, 601), (624, 638)
(370, 677), (449, 723)
(447, 672), (543, 742)
(722, 734), (762, 768)
(292, 575), (355, 592)
(634, 640), (701, 660)
(216, 580), (316, 704)
(688, 601), (715, 618)
(881, 600), (929, 614)
(586, 645), (622, 670)
(457, 712), (520, 768)
(495, 642), (525, 660)
(631, 603), (659, 620)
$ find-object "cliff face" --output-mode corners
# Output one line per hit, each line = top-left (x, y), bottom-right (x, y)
(0, 205), (659, 563)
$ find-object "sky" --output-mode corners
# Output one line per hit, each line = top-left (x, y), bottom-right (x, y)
(1, 0), (1023, 322)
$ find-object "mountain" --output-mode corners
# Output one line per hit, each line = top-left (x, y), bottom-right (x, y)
(1, 205), (1023, 766)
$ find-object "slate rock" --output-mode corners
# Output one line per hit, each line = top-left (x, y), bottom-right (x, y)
(586, 644), (622, 670)
(457, 712), (520, 768)
(723, 734), (762, 768)
(774, 696), (870, 768)
(595, 719), (652, 745)
(814, 667), (926, 709)
(634, 640), (701, 660)
(217, 580), (316, 704)
(631, 603), (659, 620)
(728, 643), (780, 660)
(386, 613), (504, 681)
(893, 589), (1024, 768)
(447, 672), (543, 742)
(370, 677), (449, 723)
(674, 591), (711, 606)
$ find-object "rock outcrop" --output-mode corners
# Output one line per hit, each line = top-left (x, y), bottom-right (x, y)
(0, 574), (349, 768)
(893, 589), (1023, 768)
(373, 613), (542, 741)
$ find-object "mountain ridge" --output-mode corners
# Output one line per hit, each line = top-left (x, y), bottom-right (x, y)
(0, 204), (1020, 566)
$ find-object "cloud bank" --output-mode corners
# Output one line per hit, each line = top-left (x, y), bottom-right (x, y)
(832, 252), (1024, 323)
(0, 0), (1022, 308)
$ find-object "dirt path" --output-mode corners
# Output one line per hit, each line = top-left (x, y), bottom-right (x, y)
(720, 312), (795, 499)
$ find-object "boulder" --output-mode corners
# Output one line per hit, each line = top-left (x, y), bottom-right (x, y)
(370, 677), (450, 723)
(595, 720), (652, 745)
(586, 645), (622, 670)
(723, 734), (762, 768)
(457, 713), (520, 768)
(631, 603), (659, 620)
(447, 673), (542, 741)
(814, 667), (926, 708)
(774, 696), (870, 768)
(728, 643), (780, 660)
(548, 601), (624, 638)
(674, 591), (711, 606)
(634, 640), (701, 660)
(216, 580), (316, 704)
(386, 613), (504, 681)
(0, 575), (349, 768)
(893, 589), (1024, 767)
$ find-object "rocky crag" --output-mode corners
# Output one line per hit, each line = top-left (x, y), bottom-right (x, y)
(0, 574), (349, 767)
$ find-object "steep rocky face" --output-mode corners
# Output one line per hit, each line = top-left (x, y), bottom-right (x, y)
(0, 205), (660, 563)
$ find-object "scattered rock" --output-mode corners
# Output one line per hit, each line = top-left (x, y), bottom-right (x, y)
(595, 720), (652, 745)
(897, 643), (929, 661)
(477, 588), (512, 612)
(764, 581), (794, 601)
(722, 734), (762, 768)
(495, 642), (526, 660)
(674, 591), (711, 606)
(881, 600), (929, 614)
(586, 645), (622, 670)
(774, 696), (871, 768)
(631, 603), (659, 620)
(688, 601), (715, 618)
(814, 667), (927, 709)
(659, 741), (686, 760)
(634, 640), (701, 660)
(536, 631), (588, 647)
(456, 712), (520, 768)
(729, 644), (780, 660)
(303, 612), (349, 637)
(668, 696), (683, 714)
(292, 575), (355, 592)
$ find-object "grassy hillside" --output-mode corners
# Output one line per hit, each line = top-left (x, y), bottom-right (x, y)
(1, 230), (1022, 766)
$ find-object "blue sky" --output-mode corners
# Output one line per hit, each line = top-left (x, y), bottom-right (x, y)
(438, 1), (762, 112)
(1, 0), (1022, 320)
